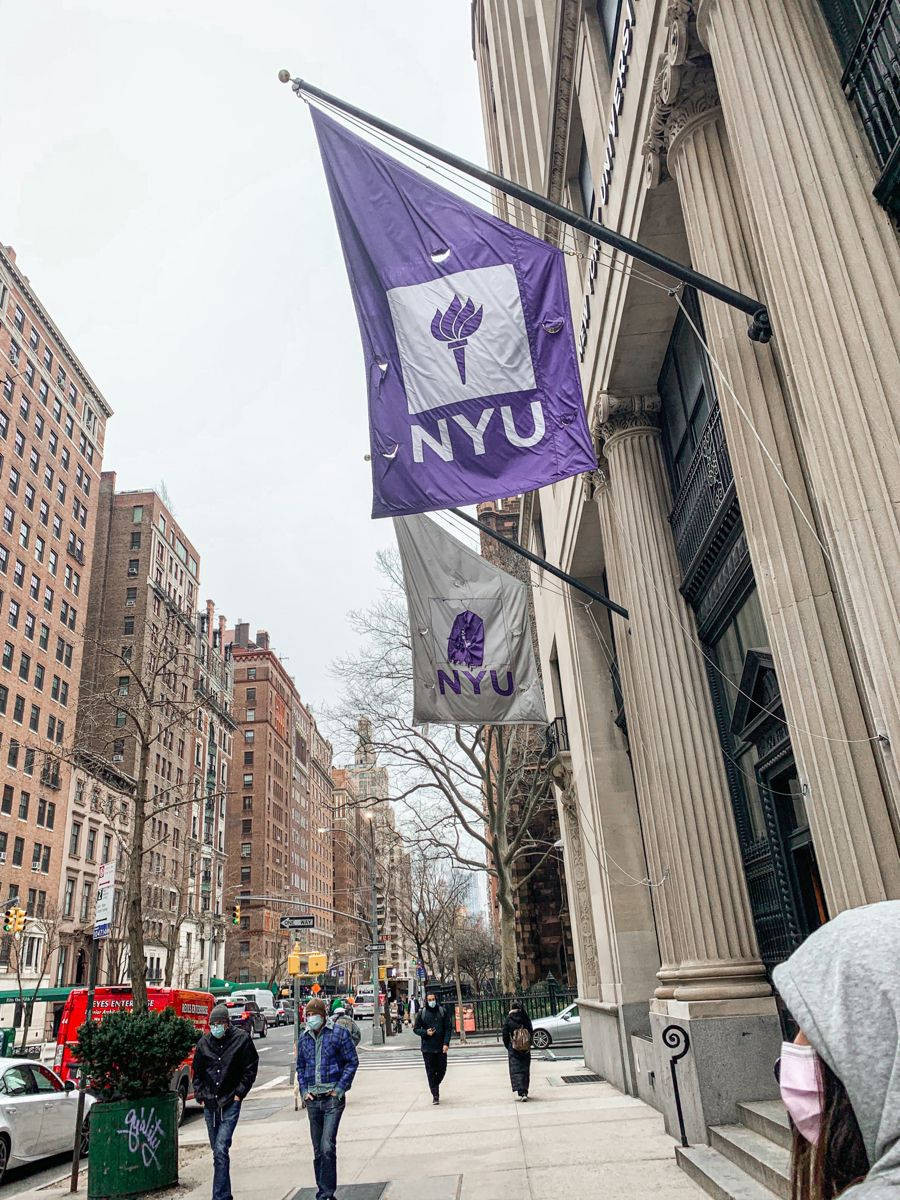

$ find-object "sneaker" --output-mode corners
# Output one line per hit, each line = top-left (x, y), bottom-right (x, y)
(432, 1094), (440, 1105)
(521, 1095), (529, 1102)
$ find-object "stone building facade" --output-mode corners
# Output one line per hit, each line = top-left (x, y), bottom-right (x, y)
(224, 624), (333, 983)
(331, 767), (370, 992)
(472, 0), (899, 1157)
(0, 243), (111, 1043)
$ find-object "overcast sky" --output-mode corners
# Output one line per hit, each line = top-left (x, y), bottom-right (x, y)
(0, 0), (486, 744)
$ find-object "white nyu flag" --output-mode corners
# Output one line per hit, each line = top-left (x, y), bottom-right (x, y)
(394, 514), (548, 726)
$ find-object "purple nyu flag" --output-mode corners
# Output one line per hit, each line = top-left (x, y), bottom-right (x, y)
(311, 108), (597, 517)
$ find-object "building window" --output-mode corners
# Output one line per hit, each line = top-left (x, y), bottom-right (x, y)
(657, 291), (717, 494)
(816, 1), (899, 213)
(63, 877), (75, 917)
(12, 836), (24, 866)
(247, 667), (256, 679)
(70, 821), (81, 856)
(124, 615), (134, 635)
(132, 505), (143, 524)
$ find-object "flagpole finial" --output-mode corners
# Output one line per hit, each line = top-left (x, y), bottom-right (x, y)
(278, 69), (293, 84)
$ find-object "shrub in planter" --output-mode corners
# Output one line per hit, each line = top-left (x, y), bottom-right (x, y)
(75, 1009), (199, 1199)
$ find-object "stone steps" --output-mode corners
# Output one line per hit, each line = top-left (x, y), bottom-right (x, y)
(675, 1098), (792, 1200)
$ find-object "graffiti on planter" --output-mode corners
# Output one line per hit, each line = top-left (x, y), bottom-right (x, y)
(117, 1105), (165, 1168)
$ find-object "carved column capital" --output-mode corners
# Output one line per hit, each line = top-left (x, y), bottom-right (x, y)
(596, 393), (661, 446)
(666, 65), (721, 170)
(642, 1), (719, 187)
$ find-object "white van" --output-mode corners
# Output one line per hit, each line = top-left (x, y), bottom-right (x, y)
(230, 989), (278, 1027)
(354, 983), (375, 1018)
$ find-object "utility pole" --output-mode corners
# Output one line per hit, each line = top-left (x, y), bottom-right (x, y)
(451, 908), (466, 1046)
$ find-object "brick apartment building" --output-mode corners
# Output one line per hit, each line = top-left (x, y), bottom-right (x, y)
(477, 499), (575, 989)
(0, 243), (111, 1041)
(224, 624), (333, 984)
(331, 767), (369, 991)
(76, 478), (205, 987)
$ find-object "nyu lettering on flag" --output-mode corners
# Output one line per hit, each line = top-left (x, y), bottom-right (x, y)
(311, 107), (597, 517)
(394, 513), (547, 726)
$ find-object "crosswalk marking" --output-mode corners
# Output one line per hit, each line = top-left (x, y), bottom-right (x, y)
(254, 1075), (289, 1090)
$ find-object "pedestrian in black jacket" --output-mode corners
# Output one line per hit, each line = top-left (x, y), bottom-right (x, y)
(502, 1001), (533, 1100)
(413, 991), (453, 1104)
(192, 1003), (259, 1200)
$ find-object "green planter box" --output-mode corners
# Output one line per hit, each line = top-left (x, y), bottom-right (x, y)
(87, 1093), (179, 1199)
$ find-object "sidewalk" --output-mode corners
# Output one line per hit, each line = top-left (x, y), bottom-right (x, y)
(27, 1055), (704, 1200)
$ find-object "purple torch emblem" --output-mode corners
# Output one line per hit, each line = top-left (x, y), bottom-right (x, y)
(447, 610), (485, 668)
(430, 295), (484, 384)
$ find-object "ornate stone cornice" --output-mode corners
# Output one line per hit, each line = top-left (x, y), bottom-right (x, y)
(642, 1), (720, 187)
(543, 0), (582, 243)
(596, 393), (661, 443)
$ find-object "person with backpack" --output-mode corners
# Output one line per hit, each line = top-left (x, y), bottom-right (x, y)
(413, 990), (453, 1104)
(502, 1000), (533, 1101)
(331, 1002), (361, 1046)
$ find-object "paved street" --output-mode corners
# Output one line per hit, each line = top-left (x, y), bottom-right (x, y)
(1, 1023), (703, 1200)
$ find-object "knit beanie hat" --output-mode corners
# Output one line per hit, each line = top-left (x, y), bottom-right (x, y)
(305, 997), (327, 1018)
(210, 1004), (230, 1025)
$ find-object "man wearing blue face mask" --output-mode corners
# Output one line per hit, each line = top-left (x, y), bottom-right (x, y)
(192, 1002), (259, 1200)
(296, 996), (359, 1200)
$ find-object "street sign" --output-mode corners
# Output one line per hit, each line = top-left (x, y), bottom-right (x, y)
(366, 943), (386, 952)
(311, 983), (321, 995)
(94, 861), (116, 939)
(280, 915), (315, 929)
(416, 966), (426, 980)
(338, 969), (345, 980)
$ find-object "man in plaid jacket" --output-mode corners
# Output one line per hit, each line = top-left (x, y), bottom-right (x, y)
(296, 996), (359, 1200)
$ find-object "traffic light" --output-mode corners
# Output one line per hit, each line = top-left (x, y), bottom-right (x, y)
(13, 908), (25, 934)
(3, 907), (15, 934)
(307, 953), (327, 974)
(287, 946), (301, 977)
(231, 902), (241, 925)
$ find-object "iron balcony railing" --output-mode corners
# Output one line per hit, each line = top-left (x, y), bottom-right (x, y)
(544, 715), (570, 760)
(841, 0), (899, 213)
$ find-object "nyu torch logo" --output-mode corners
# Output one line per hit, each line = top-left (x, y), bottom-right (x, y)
(438, 609), (513, 697)
(431, 295), (483, 383)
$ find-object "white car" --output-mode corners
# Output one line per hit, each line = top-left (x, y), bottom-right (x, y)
(530, 1003), (581, 1049)
(0, 1058), (93, 1183)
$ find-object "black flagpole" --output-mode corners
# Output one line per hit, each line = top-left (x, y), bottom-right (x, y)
(450, 508), (629, 620)
(279, 72), (772, 343)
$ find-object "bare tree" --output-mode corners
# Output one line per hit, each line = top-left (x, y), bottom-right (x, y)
(453, 913), (499, 993)
(8, 904), (62, 1050)
(331, 553), (558, 991)
(396, 852), (467, 981)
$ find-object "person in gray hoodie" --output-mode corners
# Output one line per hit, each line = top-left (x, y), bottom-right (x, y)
(772, 900), (899, 1200)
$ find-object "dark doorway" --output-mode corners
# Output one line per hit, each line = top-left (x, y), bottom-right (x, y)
(730, 650), (828, 973)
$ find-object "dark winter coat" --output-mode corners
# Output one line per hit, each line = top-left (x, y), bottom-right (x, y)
(192, 1026), (259, 1105)
(502, 1008), (533, 1095)
(414, 1002), (453, 1052)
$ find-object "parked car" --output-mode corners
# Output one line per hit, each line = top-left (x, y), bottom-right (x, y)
(530, 1003), (581, 1049)
(0, 1058), (94, 1184)
(54, 985), (213, 1123)
(224, 998), (267, 1038)
(230, 989), (278, 1027)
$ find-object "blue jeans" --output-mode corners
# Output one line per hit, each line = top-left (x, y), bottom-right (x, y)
(204, 1100), (241, 1200)
(306, 1094), (346, 1200)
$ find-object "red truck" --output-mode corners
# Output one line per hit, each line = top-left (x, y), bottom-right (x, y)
(54, 986), (214, 1122)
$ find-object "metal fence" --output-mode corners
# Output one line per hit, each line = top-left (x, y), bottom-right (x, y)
(446, 988), (577, 1035)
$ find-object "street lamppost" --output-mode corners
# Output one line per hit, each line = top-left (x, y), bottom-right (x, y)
(319, 818), (383, 1047)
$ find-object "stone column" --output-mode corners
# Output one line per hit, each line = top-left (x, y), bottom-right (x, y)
(593, 464), (682, 998)
(597, 399), (781, 1139)
(661, 63), (900, 907)
(598, 394), (770, 1002)
(549, 760), (601, 1000)
(697, 0), (900, 827)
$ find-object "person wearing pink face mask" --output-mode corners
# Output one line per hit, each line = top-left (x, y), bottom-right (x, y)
(772, 900), (900, 1200)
